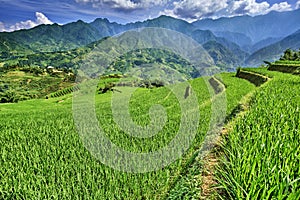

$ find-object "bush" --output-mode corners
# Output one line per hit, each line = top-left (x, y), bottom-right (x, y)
(0, 90), (20, 103)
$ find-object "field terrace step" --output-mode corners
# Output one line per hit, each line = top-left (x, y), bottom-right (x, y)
(236, 69), (269, 86)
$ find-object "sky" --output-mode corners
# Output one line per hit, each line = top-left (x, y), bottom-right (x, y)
(0, 0), (300, 32)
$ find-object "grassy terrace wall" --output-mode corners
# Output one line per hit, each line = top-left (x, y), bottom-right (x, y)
(236, 69), (268, 86)
(268, 64), (300, 75)
(49, 85), (80, 98)
(208, 77), (224, 94)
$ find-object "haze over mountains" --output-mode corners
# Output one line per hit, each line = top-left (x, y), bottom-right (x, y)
(1, 9), (300, 68)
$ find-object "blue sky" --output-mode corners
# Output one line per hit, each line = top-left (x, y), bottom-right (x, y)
(0, 0), (300, 32)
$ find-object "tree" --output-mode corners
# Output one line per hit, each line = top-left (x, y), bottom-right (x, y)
(281, 49), (294, 60)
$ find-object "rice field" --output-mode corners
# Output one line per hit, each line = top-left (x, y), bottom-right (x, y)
(0, 74), (256, 199)
(217, 68), (300, 199)
(2, 69), (297, 199)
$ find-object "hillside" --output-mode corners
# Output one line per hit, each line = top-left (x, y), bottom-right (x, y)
(193, 9), (300, 44)
(107, 48), (199, 78)
(0, 67), (256, 199)
(0, 21), (101, 54)
(1, 3), (300, 199)
(213, 31), (252, 51)
(0, 65), (75, 103)
(203, 41), (240, 71)
(246, 29), (300, 66)
(2, 11), (300, 69)
(1, 60), (299, 199)
(0, 28), (216, 102)
(0, 16), (247, 69)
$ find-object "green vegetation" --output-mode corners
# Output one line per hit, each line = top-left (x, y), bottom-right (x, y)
(0, 66), (75, 102)
(264, 49), (300, 75)
(280, 49), (300, 61)
(236, 69), (268, 86)
(203, 41), (239, 71)
(217, 68), (300, 199)
(0, 77), (200, 199)
(108, 48), (199, 78)
(167, 74), (255, 199)
(0, 41), (205, 103)
(0, 21), (102, 59)
(215, 73), (256, 116)
(0, 16), (248, 69)
(0, 70), (258, 199)
(49, 85), (80, 98)
(1, 38), (299, 199)
(0, 37), (109, 69)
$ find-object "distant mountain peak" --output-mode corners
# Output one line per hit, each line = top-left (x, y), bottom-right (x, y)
(147, 15), (190, 24)
(293, 29), (300, 35)
(2, 10), (300, 69)
(192, 9), (300, 44)
(76, 20), (85, 24)
(156, 15), (175, 19)
(92, 18), (110, 23)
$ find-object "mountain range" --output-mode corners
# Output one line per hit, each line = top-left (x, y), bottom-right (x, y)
(1, 9), (300, 68)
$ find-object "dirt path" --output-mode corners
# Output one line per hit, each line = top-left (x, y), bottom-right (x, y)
(199, 72), (270, 199)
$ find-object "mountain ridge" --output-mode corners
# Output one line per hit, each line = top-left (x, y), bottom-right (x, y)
(1, 9), (300, 68)
(193, 9), (300, 44)
(0, 15), (246, 68)
(246, 29), (300, 66)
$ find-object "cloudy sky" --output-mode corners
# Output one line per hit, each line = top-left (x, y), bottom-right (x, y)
(0, 0), (300, 32)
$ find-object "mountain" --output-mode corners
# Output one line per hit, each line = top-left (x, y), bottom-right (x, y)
(0, 15), (247, 69)
(190, 29), (216, 44)
(215, 37), (249, 63)
(246, 30), (300, 66)
(79, 28), (215, 77)
(203, 41), (240, 71)
(0, 16), (203, 53)
(193, 9), (300, 45)
(213, 31), (253, 51)
(90, 18), (126, 36)
(0, 37), (34, 59)
(0, 21), (101, 53)
(128, 15), (195, 34)
(251, 37), (283, 53)
(3, 10), (300, 69)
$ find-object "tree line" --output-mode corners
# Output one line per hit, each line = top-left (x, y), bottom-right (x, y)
(280, 49), (300, 61)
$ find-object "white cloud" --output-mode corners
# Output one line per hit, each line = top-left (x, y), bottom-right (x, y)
(175, 0), (228, 19)
(161, 0), (294, 22)
(228, 1), (291, 15)
(267, 2), (292, 13)
(296, 0), (300, 9)
(75, 0), (167, 10)
(0, 22), (5, 32)
(0, 12), (53, 32)
(237, 0), (270, 15)
(35, 12), (53, 25)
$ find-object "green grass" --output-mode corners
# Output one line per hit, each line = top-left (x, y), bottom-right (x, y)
(274, 60), (300, 65)
(0, 73), (257, 199)
(2, 68), (297, 199)
(166, 74), (256, 199)
(0, 77), (212, 199)
(217, 68), (300, 199)
(215, 73), (256, 116)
